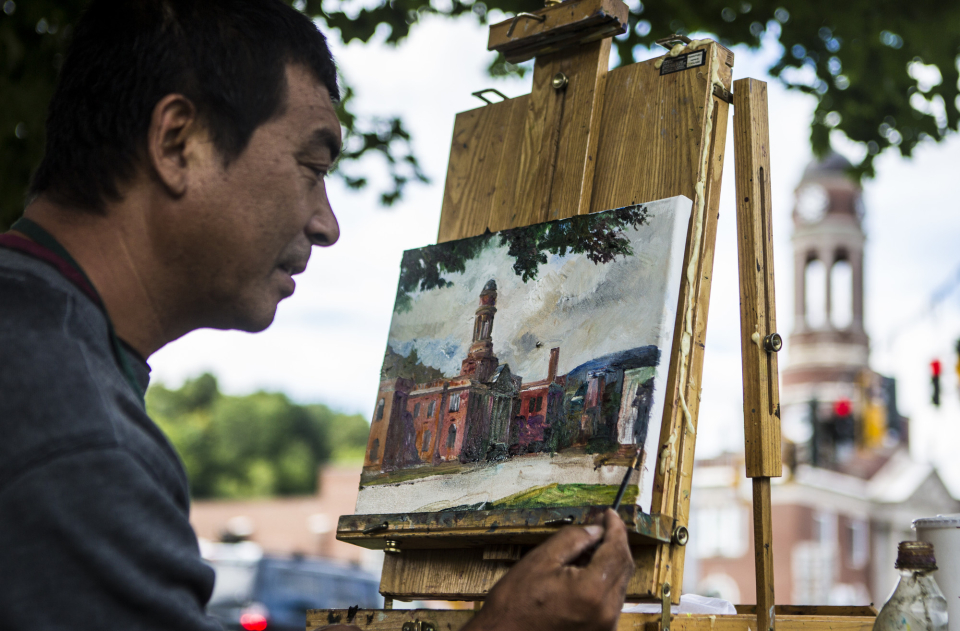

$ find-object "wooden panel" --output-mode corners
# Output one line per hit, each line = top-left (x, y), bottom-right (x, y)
(487, 0), (627, 63)
(735, 606), (878, 617)
(732, 78), (782, 478)
(307, 611), (877, 631)
(589, 41), (735, 599)
(663, 49), (734, 596)
(379, 548), (508, 601)
(337, 505), (672, 550)
(437, 96), (527, 242)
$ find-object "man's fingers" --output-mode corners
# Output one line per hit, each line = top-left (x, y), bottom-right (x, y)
(585, 509), (634, 582)
(528, 522), (605, 566)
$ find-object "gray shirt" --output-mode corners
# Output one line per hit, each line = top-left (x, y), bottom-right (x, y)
(0, 245), (221, 630)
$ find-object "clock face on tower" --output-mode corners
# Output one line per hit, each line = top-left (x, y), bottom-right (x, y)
(795, 184), (829, 223)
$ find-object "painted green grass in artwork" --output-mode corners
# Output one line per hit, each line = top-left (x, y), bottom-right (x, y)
(488, 483), (638, 509)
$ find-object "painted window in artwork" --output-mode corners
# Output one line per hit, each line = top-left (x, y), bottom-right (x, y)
(449, 393), (461, 412)
(447, 424), (457, 449)
(427, 400), (436, 417)
(369, 438), (379, 461)
(536, 396), (543, 412)
(414, 402), (422, 418)
(374, 399), (385, 422)
(422, 429), (432, 452)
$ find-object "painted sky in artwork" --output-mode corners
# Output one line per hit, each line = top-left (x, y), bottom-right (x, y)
(386, 196), (693, 382)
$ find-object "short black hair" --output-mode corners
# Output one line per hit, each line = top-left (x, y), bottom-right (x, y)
(29, 0), (339, 211)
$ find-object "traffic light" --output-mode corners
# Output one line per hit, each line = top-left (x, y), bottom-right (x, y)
(955, 339), (960, 395)
(931, 359), (941, 407)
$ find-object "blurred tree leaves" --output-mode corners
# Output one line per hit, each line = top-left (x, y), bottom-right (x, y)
(146, 373), (371, 499)
(2, 0), (958, 230)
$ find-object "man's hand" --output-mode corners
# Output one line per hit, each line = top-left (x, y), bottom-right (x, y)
(464, 509), (634, 631)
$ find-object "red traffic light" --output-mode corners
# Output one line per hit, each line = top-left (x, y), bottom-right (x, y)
(833, 399), (852, 417)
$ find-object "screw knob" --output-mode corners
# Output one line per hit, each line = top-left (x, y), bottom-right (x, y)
(763, 333), (783, 353)
(384, 539), (401, 554)
(551, 72), (569, 90)
(672, 525), (689, 546)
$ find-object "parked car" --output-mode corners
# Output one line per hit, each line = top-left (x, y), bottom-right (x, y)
(204, 548), (383, 631)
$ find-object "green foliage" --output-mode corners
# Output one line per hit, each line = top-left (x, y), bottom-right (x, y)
(2, 0), (957, 229)
(146, 373), (370, 499)
(395, 203), (649, 310)
(0, 0), (429, 229)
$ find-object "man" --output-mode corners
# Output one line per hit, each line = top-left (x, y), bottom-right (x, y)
(0, 1), (634, 630)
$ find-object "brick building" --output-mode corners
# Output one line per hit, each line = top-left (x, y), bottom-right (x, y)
(686, 154), (959, 605)
(364, 279), (662, 474)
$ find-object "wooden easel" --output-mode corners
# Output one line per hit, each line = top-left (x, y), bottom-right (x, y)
(312, 1), (878, 629)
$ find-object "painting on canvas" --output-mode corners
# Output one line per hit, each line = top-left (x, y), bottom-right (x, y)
(357, 196), (692, 515)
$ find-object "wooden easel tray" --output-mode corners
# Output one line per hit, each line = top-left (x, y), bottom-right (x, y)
(337, 505), (674, 550)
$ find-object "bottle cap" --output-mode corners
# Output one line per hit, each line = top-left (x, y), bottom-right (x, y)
(895, 541), (938, 571)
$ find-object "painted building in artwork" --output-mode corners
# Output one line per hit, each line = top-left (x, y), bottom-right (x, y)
(686, 153), (959, 605)
(363, 280), (661, 473)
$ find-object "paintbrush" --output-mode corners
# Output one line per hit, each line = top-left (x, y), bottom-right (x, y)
(611, 447), (643, 512)
(570, 447), (643, 567)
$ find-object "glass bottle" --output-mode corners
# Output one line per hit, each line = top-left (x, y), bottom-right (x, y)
(873, 541), (948, 631)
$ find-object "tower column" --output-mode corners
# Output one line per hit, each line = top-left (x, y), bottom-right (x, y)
(824, 248), (833, 329)
(852, 247), (864, 333)
(460, 280), (500, 381)
(794, 249), (807, 332)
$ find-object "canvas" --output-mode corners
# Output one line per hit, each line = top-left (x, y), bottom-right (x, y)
(356, 196), (692, 516)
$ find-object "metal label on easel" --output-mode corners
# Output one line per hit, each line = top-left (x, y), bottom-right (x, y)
(659, 50), (705, 75)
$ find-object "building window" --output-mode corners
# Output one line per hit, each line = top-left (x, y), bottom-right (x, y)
(447, 424), (457, 449)
(449, 393), (461, 412)
(813, 511), (837, 548)
(847, 519), (868, 569)
(422, 429), (432, 453)
(374, 399), (385, 422)
(693, 507), (746, 559)
(369, 438), (379, 461)
(536, 396), (543, 412)
(427, 400), (436, 418)
(414, 402), (422, 418)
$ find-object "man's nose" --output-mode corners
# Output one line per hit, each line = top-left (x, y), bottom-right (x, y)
(306, 198), (340, 247)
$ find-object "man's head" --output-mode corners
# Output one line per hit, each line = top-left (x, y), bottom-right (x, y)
(29, 0), (342, 336)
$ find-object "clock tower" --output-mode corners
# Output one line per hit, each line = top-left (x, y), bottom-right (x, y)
(781, 152), (870, 453)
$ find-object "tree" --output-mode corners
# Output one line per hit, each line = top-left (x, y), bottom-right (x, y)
(2, 0), (957, 230)
(146, 373), (371, 499)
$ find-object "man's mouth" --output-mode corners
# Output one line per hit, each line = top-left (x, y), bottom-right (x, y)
(277, 261), (307, 276)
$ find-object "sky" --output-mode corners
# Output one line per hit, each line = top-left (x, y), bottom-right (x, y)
(147, 13), (960, 491)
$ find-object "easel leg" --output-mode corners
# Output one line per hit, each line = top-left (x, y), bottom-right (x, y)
(733, 78), (782, 631)
(752, 477), (775, 631)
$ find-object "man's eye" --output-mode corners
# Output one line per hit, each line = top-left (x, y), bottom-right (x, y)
(305, 164), (328, 179)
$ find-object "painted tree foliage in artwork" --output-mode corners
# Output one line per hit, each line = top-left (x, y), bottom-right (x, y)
(395, 204), (649, 311)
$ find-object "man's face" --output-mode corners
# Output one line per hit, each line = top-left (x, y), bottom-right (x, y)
(173, 64), (341, 332)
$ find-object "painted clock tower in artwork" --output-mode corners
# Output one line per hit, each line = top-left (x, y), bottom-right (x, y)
(780, 152), (874, 464)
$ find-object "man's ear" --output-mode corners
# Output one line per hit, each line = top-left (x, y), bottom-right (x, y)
(147, 94), (200, 197)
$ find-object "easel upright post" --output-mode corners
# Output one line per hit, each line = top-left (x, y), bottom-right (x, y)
(733, 78), (783, 631)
